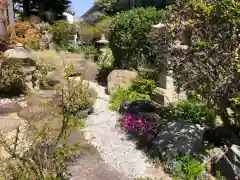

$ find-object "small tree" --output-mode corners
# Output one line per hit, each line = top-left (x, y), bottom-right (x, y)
(94, 0), (119, 15)
(110, 7), (166, 69)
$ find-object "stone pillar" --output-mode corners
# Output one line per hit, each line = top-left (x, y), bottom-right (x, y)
(152, 23), (186, 106)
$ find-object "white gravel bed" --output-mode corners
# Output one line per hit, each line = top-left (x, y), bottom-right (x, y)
(83, 81), (153, 179)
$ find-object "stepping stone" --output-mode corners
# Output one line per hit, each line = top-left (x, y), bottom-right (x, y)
(0, 102), (22, 115)
(0, 114), (22, 133)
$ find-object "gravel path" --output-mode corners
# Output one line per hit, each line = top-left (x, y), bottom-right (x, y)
(83, 82), (168, 179)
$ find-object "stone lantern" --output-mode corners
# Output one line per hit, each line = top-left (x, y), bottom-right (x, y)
(151, 22), (187, 106)
(96, 34), (109, 54)
(4, 43), (39, 91)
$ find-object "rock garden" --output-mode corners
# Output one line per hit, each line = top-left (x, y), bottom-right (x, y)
(0, 0), (239, 179)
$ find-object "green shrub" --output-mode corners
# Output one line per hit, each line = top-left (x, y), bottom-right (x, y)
(164, 98), (215, 126)
(130, 78), (156, 97)
(77, 17), (112, 43)
(62, 80), (97, 115)
(166, 155), (206, 180)
(137, 68), (159, 82)
(49, 20), (75, 47)
(0, 60), (25, 97)
(109, 88), (150, 111)
(97, 48), (115, 68)
(83, 45), (98, 60)
(110, 8), (166, 68)
(94, 16), (113, 39)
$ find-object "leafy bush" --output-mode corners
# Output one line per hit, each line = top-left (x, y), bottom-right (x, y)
(166, 155), (207, 180)
(130, 78), (156, 97)
(110, 8), (166, 68)
(97, 48), (115, 68)
(62, 79), (97, 115)
(94, 16), (113, 39)
(163, 98), (215, 126)
(109, 88), (150, 111)
(77, 17), (112, 43)
(94, 0), (118, 14)
(83, 45), (98, 60)
(8, 21), (41, 49)
(0, 60), (25, 96)
(49, 20), (75, 47)
(0, 58), (97, 179)
(77, 22), (96, 43)
(149, 0), (240, 126)
(137, 68), (159, 82)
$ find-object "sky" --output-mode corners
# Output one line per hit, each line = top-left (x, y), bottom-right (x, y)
(71, 0), (94, 17)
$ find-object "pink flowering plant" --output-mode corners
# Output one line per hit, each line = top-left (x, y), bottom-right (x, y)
(120, 112), (161, 143)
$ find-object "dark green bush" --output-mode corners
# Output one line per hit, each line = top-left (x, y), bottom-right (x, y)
(130, 78), (156, 97)
(109, 88), (150, 111)
(110, 8), (166, 69)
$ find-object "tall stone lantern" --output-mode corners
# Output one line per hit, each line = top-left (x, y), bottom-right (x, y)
(151, 22), (187, 106)
(96, 34), (109, 53)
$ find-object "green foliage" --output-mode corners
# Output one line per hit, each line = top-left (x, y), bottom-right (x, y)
(49, 20), (74, 47)
(0, 57), (97, 179)
(215, 171), (226, 180)
(130, 78), (156, 97)
(62, 78), (97, 115)
(109, 88), (150, 111)
(173, 155), (205, 180)
(94, 0), (119, 14)
(97, 48), (115, 68)
(77, 17), (112, 43)
(0, 59), (25, 97)
(83, 45), (98, 60)
(76, 22), (96, 43)
(36, 63), (55, 89)
(110, 8), (166, 69)
(94, 16), (113, 39)
(137, 68), (159, 82)
(150, 0), (240, 126)
(164, 97), (215, 126)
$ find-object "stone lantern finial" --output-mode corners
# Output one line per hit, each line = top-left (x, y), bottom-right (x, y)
(97, 34), (109, 44)
(152, 22), (165, 29)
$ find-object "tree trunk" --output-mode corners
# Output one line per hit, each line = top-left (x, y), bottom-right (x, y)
(22, 0), (30, 19)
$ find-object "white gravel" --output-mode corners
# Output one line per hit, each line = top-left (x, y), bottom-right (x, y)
(83, 82), (153, 179)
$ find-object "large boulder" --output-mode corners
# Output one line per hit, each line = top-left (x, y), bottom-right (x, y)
(152, 120), (205, 159)
(107, 70), (138, 95)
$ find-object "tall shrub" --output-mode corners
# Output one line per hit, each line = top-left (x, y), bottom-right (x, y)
(49, 20), (75, 47)
(150, 0), (240, 126)
(110, 7), (166, 69)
